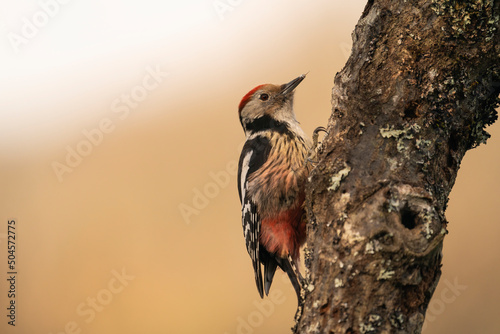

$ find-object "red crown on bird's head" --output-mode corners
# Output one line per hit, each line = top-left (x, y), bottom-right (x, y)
(238, 84), (267, 114)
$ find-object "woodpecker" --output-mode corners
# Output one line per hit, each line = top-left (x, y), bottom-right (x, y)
(237, 75), (311, 302)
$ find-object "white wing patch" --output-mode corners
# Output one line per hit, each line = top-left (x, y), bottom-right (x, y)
(240, 150), (253, 204)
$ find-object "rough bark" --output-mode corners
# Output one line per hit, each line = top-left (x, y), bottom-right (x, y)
(296, 1), (500, 333)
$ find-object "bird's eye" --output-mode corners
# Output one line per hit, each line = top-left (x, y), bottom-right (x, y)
(259, 93), (269, 101)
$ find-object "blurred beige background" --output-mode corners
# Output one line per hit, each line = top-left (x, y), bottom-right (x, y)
(0, 1), (499, 333)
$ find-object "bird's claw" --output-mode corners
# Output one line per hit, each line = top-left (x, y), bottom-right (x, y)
(307, 126), (329, 165)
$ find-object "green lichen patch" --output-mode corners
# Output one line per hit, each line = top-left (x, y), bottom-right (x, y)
(365, 240), (382, 254)
(431, 0), (499, 40)
(416, 137), (432, 149)
(419, 210), (435, 240)
(389, 312), (405, 329)
(327, 165), (351, 192)
(360, 314), (383, 334)
(334, 278), (344, 288)
(380, 123), (421, 152)
(377, 269), (395, 280)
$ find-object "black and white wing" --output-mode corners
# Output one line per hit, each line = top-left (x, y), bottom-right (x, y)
(241, 195), (263, 297)
(237, 135), (271, 298)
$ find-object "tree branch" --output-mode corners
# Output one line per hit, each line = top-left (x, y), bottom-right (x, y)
(296, 1), (499, 333)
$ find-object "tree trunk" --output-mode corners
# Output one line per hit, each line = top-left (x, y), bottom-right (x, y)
(296, 1), (499, 333)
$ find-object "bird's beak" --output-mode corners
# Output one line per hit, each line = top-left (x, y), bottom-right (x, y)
(280, 74), (306, 96)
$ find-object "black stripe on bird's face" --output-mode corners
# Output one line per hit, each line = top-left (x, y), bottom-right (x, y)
(244, 115), (295, 138)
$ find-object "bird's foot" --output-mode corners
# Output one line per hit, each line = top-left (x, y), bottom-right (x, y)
(307, 126), (329, 165)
